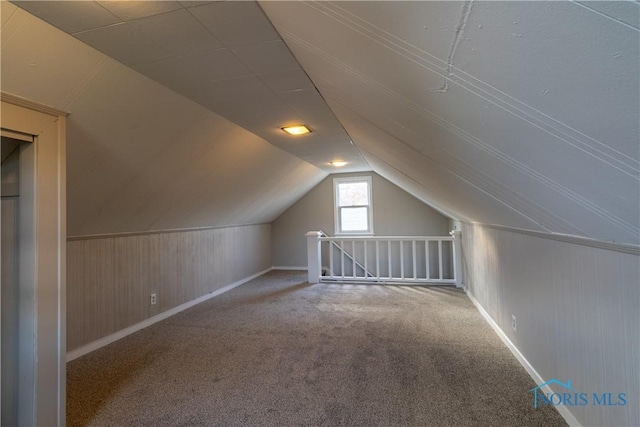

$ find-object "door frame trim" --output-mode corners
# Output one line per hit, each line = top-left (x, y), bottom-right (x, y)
(1, 93), (67, 426)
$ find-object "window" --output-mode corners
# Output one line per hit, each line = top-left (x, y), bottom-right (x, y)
(334, 176), (373, 235)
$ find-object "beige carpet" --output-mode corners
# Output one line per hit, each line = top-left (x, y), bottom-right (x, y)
(67, 270), (567, 426)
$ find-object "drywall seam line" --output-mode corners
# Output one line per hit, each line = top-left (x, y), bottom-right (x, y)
(361, 142), (554, 234)
(282, 30), (638, 236)
(311, 1), (448, 70)
(299, 33), (640, 235)
(434, 0), (474, 93)
(331, 92), (586, 235)
(356, 149), (460, 221)
(447, 66), (638, 169)
(320, 0), (638, 169)
(0, 6), (27, 48)
(444, 70), (639, 172)
(329, 93), (585, 236)
(348, 93), (628, 238)
(327, 91), (559, 231)
(570, 0), (640, 32)
(375, 115), (580, 233)
(3, 3), (20, 26)
(58, 56), (112, 111)
(304, 2), (638, 172)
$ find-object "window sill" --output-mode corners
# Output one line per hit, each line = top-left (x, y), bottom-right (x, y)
(334, 232), (375, 237)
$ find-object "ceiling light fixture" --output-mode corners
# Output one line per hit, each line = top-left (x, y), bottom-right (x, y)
(281, 125), (311, 135)
(330, 161), (348, 167)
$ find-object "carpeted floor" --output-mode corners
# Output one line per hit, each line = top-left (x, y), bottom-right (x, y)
(67, 270), (567, 426)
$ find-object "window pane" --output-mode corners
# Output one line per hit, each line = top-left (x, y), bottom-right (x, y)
(338, 182), (368, 206)
(340, 207), (368, 231)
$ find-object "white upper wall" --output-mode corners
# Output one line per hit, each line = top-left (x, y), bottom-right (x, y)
(1, 2), (327, 236)
(271, 172), (451, 267)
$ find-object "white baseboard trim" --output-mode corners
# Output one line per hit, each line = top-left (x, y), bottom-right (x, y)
(271, 266), (308, 271)
(67, 267), (272, 362)
(465, 290), (582, 427)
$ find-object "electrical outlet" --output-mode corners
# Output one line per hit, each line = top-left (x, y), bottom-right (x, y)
(512, 315), (517, 332)
(150, 293), (157, 305)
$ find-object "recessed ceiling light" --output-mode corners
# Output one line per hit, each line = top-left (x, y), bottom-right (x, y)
(281, 125), (311, 135)
(330, 161), (348, 167)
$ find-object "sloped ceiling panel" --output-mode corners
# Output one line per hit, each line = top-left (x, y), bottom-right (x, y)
(1, 2), (326, 237)
(261, 1), (640, 245)
(12, 0), (370, 173)
(327, 100), (550, 231)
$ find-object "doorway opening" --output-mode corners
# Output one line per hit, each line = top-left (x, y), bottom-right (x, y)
(1, 132), (34, 426)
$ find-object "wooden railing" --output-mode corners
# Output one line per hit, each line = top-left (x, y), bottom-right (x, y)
(306, 231), (462, 286)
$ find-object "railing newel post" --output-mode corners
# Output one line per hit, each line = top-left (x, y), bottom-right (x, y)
(306, 231), (323, 284)
(450, 229), (463, 288)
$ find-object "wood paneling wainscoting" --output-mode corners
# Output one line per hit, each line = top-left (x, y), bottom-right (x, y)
(460, 222), (639, 427)
(67, 224), (271, 352)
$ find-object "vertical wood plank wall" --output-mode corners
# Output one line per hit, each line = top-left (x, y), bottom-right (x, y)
(67, 224), (271, 351)
(461, 222), (639, 427)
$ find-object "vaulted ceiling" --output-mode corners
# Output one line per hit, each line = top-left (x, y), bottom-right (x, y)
(3, 1), (639, 244)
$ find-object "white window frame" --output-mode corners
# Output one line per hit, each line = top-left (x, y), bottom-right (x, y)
(333, 176), (373, 235)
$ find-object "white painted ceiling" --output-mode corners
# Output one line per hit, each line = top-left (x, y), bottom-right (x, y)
(1, 1), (327, 236)
(260, 1), (639, 244)
(3, 1), (639, 244)
(12, 0), (369, 172)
